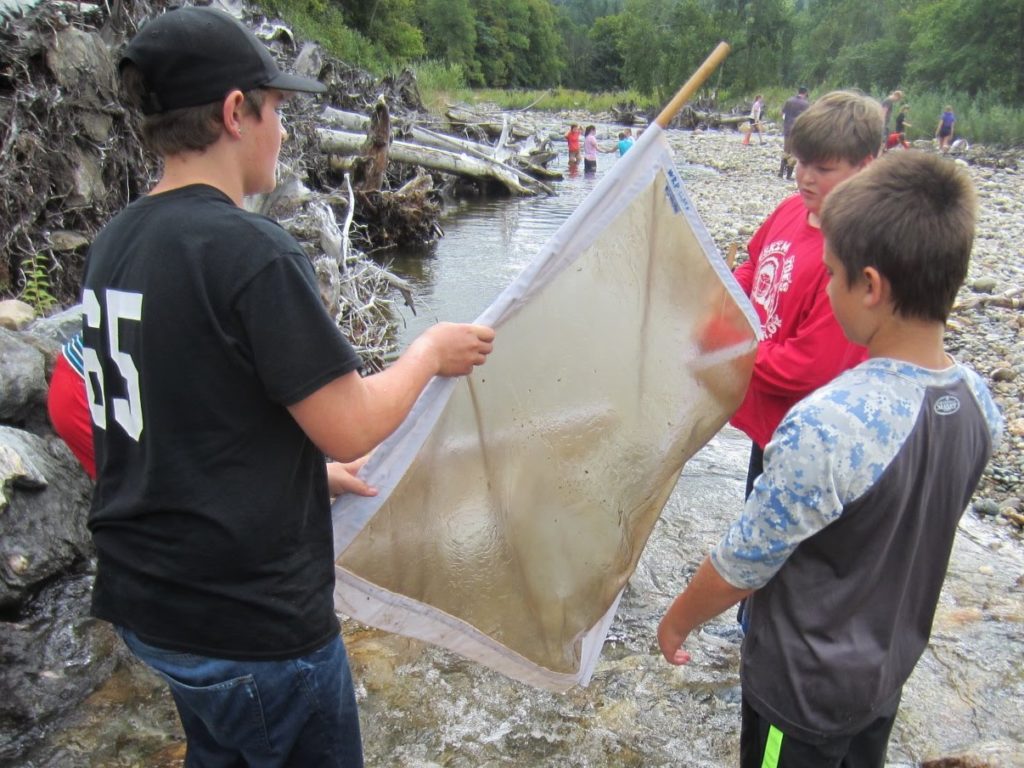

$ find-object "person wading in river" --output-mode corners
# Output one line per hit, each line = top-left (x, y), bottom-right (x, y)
(80, 7), (494, 766)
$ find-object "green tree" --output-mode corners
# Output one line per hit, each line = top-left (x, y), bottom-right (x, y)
(557, 7), (593, 88)
(588, 14), (626, 90)
(470, 0), (564, 86)
(521, 0), (566, 86)
(908, 0), (1024, 102)
(732, 0), (796, 91)
(472, 0), (523, 85)
(342, 0), (426, 60)
(788, 0), (913, 91)
(553, 0), (626, 88)
(417, 0), (482, 82)
(552, 0), (624, 25)
(618, 0), (715, 101)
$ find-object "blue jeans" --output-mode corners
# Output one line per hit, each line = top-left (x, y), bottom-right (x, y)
(118, 628), (363, 768)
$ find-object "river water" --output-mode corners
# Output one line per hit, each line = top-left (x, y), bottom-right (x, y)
(385, 154), (625, 345)
(21, 136), (1024, 767)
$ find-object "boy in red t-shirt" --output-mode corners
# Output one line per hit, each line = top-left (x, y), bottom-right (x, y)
(730, 92), (881, 632)
(731, 91), (882, 499)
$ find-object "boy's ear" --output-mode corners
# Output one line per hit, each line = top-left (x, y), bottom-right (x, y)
(860, 266), (889, 308)
(856, 154), (875, 171)
(221, 90), (246, 139)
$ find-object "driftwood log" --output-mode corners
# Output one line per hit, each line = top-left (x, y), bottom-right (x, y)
(956, 285), (1024, 311)
(444, 105), (538, 143)
(319, 128), (543, 196)
(353, 96), (391, 193)
(667, 105), (753, 131)
(322, 107), (555, 194)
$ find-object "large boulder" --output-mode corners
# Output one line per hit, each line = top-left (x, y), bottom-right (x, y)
(0, 328), (48, 425)
(0, 425), (93, 607)
(0, 324), (101, 764)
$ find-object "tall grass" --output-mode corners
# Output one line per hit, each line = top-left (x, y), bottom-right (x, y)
(409, 60), (469, 113)
(726, 87), (1024, 147)
(412, 78), (661, 116)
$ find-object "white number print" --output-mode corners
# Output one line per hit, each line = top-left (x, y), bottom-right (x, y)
(82, 288), (145, 440)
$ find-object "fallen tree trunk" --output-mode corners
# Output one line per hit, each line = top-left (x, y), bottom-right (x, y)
(318, 127), (540, 195)
(444, 105), (537, 142)
(321, 108), (557, 193)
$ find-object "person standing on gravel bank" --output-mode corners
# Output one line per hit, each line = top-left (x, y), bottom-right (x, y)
(937, 105), (957, 152)
(731, 91), (879, 507)
(779, 86), (810, 178)
(744, 94), (764, 145)
(80, 7), (494, 767)
(659, 150), (1003, 767)
(881, 89), (904, 135)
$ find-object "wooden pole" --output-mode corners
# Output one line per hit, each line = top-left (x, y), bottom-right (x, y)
(654, 42), (732, 129)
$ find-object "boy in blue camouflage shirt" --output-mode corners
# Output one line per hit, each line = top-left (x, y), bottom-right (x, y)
(657, 151), (1003, 767)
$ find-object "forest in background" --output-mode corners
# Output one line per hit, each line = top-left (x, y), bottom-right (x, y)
(261, 0), (1022, 105)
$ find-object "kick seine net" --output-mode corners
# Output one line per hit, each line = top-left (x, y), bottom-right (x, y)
(331, 44), (760, 692)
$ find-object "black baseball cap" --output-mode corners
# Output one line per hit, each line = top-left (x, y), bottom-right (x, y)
(121, 6), (326, 115)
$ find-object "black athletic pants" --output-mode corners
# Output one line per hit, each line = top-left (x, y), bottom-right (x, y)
(740, 697), (899, 768)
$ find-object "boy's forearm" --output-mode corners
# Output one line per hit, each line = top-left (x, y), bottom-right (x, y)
(658, 556), (753, 664)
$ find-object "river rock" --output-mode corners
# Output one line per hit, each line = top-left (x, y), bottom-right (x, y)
(972, 499), (1001, 517)
(0, 327), (48, 424)
(0, 571), (121, 763)
(26, 304), (82, 350)
(970, 276), (998, 293)
(921, 740), (1024, 767)
(0, 425), (93, 607)
(0, 299), (36, 330)
(0, 353), (100, 763)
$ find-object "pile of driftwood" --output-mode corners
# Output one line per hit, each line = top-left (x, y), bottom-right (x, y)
(318, 103), (559, 198)
(669, 104), (753, 131)
(603, 95), (753, 132)
(0, 0), (561, 369)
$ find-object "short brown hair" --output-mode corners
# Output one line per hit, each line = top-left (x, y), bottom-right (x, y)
(121, 63), (266, 156)
(790, 90), (883, 165)
(820, 151), (977, 322)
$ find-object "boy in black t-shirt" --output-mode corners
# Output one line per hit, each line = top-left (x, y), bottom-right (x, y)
(81, 8), (494, 767)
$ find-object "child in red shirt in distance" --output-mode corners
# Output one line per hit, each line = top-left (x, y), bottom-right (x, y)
(565, 123), (582, 165)
(731, 91), (882, 499)
(885, 131), (911, 151)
